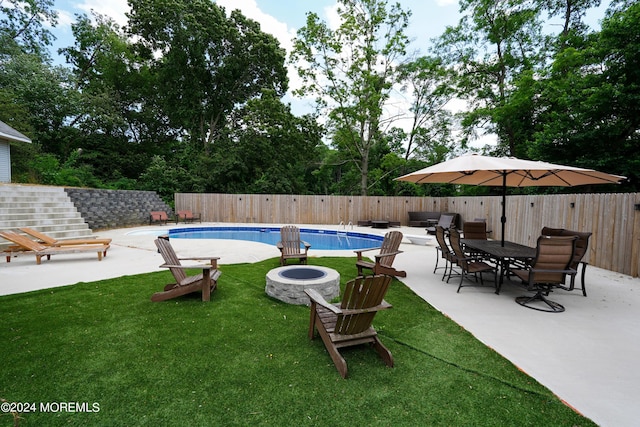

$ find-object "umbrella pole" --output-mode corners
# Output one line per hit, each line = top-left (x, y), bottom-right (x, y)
(501, 173), (506, 247)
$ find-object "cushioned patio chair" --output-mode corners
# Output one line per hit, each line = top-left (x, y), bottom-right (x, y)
(355, 230), (406, 278)
(541, 227), (592, 296)
(0, 230), (109, 264)
(276, 225), (311, 266)
(305, 274), (394, 378)
(448, 228), (497, 293)
(175, 210), (201, 224)
(152, 236), (221, 302)
(149, 211), (171, 225)
(510, 235), (578, 313)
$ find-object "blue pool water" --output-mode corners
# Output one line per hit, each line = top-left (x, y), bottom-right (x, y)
(164, 227), (384, 250)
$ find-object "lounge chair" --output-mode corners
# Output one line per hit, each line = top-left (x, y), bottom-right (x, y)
(541, 227), (592, 296)
(355, 230), (406, 278)
(19, 227), (111, 257)
(175, 210), (201, 224)
(510, 235), (578, 313)
(448, 228), (497, 293)
(305, 274), (394, 378)
(276, 225), (311, 266)
(0, 230), (109, 264)
(153, 236), (221, 302)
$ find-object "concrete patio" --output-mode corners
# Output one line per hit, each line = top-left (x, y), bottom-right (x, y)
(1, 223), (638, 427)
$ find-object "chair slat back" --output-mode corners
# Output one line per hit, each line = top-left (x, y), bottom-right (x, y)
(531, 235), (577, 284)
(448, 228), (468, 268)
(280, 226), (302, 256)
(435, 226), (450, 254)
(378, 231), (403, 267)
(19, 227), (56, 244)
(336, 275), (392, 335)
(0, 231), (46, 251)
(463, 221), (487, 240)
(155, 237), (186, 283)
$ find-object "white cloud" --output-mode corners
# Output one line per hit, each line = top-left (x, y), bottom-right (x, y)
(216, 0), (297, 52)
(74, 0), (129, 27)
(216, 0), (317, 113)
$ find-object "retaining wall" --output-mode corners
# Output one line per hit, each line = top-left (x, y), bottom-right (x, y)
(64, 188), (172, 230)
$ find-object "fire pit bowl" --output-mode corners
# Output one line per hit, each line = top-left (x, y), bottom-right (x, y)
(265, 266), (340, 305)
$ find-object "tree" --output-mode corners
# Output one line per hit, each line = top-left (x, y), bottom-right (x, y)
(530, 2), (640, 189)
(434, 0), (545, 156)
(290, 0), (411, 195)
(396, 56), (456, 162)
(0, 0), (58, 56)
(127, 0), (288, 153)
(204, 90), (324, 194)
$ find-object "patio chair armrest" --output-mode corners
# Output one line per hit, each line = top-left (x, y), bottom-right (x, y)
(305, 289), (341, 314)
(374, 250), (403, 261)
(160, 263), (216, 270)
(305, 289), (392, 315)
(354, 246), (381, 259)
(178, 257), (220, 268)
(302, 240), (311, 250)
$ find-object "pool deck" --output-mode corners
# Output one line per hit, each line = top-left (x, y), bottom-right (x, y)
(1, 223), (639, 427)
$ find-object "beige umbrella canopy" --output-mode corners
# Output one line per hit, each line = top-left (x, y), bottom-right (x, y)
(396, 153), (626, 245)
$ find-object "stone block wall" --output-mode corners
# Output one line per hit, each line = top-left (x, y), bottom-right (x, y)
(64, 188), (172, 230)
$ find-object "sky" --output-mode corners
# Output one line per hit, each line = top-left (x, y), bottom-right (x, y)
(47, 0), (610, 146)
(50, 0), (466, 95)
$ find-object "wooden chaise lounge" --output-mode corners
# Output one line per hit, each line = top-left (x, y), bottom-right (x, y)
(19, 227), (111, 255)
(0, 230), (110, 264)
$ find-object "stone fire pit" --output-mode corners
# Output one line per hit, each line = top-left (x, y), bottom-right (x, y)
(265, 265), (340, 305)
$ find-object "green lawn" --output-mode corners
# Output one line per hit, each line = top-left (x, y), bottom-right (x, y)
(0, 257), (595, 426)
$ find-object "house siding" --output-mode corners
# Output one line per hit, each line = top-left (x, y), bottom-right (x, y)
(0, 141), (10, 182)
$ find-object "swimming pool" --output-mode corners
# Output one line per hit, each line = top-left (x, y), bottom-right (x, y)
(161, 227), (384, 250)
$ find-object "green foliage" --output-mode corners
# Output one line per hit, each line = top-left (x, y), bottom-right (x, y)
(528, 2), (640, 189)
(1, 0), (637, 194)
(0, 0), (58, 57)
(0, 258), (596, 426)
(127, 0), (288, 150)
(291, 0), (412, 195)
(139, 156), (191, 204)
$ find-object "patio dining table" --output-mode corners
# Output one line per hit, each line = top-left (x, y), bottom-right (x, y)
(461, 239), (536, 294)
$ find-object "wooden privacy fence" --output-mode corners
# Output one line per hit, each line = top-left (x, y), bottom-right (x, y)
(175, 192), (640, 277)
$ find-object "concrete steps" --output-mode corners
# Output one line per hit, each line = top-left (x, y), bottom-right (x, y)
(0, 184), (93, 247)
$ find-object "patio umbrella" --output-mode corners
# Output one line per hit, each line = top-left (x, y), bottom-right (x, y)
(395, 153), (626, 245)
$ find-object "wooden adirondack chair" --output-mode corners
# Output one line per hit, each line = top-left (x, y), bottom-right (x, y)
(276, 225), (311, 266)
(305, 274), (394, 378)
(152, 236), (221, 302)
(354, 230), (406, 277)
